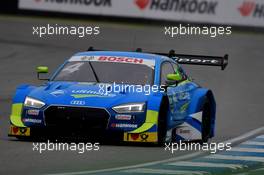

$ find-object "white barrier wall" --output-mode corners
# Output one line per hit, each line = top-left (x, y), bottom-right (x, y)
(19, 0), (264, 27)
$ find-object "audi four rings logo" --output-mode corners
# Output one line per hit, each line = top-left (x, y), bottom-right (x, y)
(70, 100), (86, 105)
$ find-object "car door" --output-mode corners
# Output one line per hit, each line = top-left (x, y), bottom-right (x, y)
(160, 61), (193, 123)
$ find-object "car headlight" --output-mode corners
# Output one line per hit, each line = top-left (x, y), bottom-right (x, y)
(24, 97), (45, 108)
(112, 103), (145, 113)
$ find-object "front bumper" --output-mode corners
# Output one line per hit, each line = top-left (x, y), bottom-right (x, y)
(8, 124), (158, 143)
(9, 125), (30, 137)
(9, 103), (159, 143)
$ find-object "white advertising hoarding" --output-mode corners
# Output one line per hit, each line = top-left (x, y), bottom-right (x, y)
(19, 0), (264, 27)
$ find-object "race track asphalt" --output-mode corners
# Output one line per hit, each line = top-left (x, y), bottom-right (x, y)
(0, 15), (264, 175)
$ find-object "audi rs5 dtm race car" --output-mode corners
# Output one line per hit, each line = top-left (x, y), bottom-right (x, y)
(8, 48), (228, 144)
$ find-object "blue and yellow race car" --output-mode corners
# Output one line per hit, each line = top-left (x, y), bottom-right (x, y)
(8, 48), (228, 144)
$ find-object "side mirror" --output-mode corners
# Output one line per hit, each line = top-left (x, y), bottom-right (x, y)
(166, 73), (182, 86)
(37, 66), (49, 80)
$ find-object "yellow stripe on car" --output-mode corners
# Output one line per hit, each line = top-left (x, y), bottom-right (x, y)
(129, 110), (158, 133)
(10, 103), (25, 127)
(71, 94), (110, 98)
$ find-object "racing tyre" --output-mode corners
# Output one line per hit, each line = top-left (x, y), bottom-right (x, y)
(158, 98), (169, 145)
(201, 98), (211, 143)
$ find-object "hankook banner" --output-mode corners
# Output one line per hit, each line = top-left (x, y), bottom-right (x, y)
(19, 0), (264, 27)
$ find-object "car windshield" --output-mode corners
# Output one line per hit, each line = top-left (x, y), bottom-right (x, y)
(53, 61), (154, 85)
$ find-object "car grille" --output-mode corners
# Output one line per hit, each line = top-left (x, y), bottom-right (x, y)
(44, 106), (110, 130)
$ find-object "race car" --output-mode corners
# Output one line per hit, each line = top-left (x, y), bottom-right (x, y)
(8, 48), (228, 144)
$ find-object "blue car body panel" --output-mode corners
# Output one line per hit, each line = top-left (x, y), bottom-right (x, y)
(9, 51), (216, 143)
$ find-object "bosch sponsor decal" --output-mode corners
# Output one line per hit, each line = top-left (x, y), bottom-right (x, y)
(111, 123), (138, 128)
(115, 114), (132, 120)
(134, 0), (218, 15)
(69, 56), (155, 68)
(238, 1), (264, 18)
(98, 56), (144, 64)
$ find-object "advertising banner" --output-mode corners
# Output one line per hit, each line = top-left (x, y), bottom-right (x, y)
(18, 0), (264, 27)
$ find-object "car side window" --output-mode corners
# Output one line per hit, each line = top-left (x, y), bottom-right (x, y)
(160, 62), (175, 85)
(172, 62), (187, 81)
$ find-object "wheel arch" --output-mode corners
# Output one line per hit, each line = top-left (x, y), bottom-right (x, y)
(188, 88), (216, 138)
(10, 84), (36, 127)
(157, 95), (170, 144)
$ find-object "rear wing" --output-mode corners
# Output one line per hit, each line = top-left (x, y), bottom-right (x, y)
(153, 50), (228, 70)
(86, 47), (228, 70)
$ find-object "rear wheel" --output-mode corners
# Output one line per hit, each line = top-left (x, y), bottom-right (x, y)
(201, 98), (211, 143)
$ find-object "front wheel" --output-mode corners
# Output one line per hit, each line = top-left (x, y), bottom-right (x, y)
(157, 98), (169, 145)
